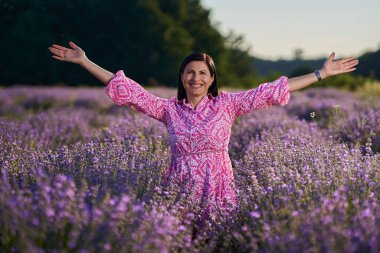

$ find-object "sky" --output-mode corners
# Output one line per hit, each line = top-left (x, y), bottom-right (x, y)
(202, 0), (380, 60)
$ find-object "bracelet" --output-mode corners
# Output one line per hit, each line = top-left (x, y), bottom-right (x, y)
(314, 70), (322, 82)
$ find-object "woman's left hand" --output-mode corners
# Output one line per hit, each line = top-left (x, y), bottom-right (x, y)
(321, 52), (359, 78)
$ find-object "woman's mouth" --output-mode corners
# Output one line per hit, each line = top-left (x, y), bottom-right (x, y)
(190, 83), (203, 88)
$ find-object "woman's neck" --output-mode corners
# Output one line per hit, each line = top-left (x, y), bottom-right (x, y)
(186, 94), (206, 109)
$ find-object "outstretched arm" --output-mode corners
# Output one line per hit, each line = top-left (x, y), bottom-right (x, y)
(288, 52), (359, 92)
(48, 41), (114, 85)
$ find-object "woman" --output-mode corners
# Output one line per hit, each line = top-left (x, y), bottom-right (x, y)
(48, 42), (358, 216)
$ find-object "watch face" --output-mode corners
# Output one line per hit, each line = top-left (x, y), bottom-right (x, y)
(315, 70), (322, 81)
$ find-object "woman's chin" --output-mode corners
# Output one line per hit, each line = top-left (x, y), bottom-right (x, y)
(189, 90), (206, 97)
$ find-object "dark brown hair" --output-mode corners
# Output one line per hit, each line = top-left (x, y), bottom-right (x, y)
(177, 53), (218, 101)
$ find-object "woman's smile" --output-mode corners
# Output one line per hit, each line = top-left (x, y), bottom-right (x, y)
(189, 82), (203, 88)
(181, 61), (214, 104)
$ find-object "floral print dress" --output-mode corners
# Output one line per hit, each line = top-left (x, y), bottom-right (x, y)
(105, 70), (290, 214)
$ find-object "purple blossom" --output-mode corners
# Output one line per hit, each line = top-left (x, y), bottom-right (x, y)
(1, 86), (380, 252)
(250, 211), (261, 218)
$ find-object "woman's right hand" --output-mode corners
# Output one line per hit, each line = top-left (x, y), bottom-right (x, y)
(48, 41), (87, 65)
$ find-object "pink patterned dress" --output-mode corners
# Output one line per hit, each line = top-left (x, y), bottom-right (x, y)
(105, 70), (290, 214)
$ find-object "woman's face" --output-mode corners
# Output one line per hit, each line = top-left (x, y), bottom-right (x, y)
(181, 61), (214, 100)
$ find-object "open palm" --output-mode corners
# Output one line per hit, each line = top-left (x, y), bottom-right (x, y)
(322, 52), (359, 77)
(48, 41), (86, 64)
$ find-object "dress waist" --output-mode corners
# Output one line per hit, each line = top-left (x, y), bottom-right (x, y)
(172, 149), (228, 158)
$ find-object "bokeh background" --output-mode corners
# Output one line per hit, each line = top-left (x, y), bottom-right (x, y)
(0, 0), (379, 88)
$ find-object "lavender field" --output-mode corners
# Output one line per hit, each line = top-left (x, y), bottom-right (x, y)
(1, 85), (380, 252)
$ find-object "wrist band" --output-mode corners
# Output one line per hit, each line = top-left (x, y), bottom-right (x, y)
(314, 70), (322, 82)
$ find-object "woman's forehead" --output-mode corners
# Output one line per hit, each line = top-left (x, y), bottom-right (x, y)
(184, 61), (209, 71)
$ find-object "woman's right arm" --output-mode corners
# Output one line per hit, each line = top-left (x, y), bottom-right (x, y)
(48, 41), (114, 85)
(49, 41), (169, 123)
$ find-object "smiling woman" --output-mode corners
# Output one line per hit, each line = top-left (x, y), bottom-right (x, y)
(178, 53), (216, 109)
(48, 41), (358, 223)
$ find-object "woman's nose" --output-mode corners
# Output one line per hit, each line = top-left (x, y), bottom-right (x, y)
(192, 73), (200, 81)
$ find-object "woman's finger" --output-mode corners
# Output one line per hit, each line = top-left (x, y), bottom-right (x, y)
(51, 44), (69, 51)
(343, 60), (359, 69)
(69, 41), (78, 50)
(346, 60), (359, 66)
(49, 48), (66, 58)
(52, 55), (66, 61)
(48, 47), (62, 55)
(328, 52), (335, 62)
(343, 68), (356, 73)
(341, 57), (356, 64)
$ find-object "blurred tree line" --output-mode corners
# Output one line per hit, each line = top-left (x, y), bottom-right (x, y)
(0, 0), (256, 87)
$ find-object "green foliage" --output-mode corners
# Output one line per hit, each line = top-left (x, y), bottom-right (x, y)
(220, 32), (257, 88)
(357, 48), (380, 80)
(312, 73), (371, 92)
(355, 80), (380, 99)
(289, 65), (314, 78)
(254, 57), (325, 77)
(0, 0), (258, 87)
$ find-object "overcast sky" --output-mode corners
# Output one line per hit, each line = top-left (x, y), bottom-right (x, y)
(202, 0), (380, 60)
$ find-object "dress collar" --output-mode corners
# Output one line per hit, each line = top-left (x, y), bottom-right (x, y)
(176, 93), (215, 110)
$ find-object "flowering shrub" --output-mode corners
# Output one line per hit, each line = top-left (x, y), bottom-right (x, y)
(1, 86), (380, 252)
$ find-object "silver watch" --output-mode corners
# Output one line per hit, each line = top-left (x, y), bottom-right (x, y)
(314, 70), (322, 82)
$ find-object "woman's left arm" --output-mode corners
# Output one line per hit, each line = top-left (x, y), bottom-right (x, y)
(288, 52), (359, 92)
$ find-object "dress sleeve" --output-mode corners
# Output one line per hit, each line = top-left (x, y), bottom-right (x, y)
(105, 70), (168, 123)
(226, 76), (290, 119)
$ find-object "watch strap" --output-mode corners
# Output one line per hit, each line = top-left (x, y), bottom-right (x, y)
(314, 70), (322, 82)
